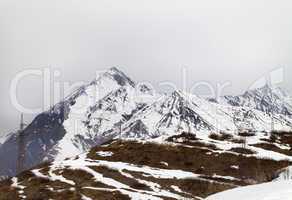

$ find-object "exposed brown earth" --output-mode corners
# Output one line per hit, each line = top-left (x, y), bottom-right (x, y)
(252, 143), (292, 156)
(89, 140), (290, 183)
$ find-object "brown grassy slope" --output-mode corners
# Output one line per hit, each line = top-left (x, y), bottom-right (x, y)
(89, 140), (290, 183)
(0, 133), (291, 200)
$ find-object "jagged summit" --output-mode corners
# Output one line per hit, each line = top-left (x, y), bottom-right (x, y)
(163, 90), (193, 115)
(103, 67), (136, 87)
(88, 67), (135, 89)
(168, 90), (196, 106)
(244, 84), (285, 98)
(214, 84), (292, 117)
(63, 67), (135, 105)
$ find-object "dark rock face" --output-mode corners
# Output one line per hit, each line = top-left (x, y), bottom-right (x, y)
(124, 120), (150, 138)
(0, 108), (66, 177)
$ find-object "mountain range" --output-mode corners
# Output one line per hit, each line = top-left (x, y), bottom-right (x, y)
(0, 67), (292, 178)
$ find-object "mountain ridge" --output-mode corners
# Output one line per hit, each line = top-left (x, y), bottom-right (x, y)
(0, 67), (292, 178)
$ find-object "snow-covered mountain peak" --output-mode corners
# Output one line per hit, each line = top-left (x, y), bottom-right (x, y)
(91, 67), (135, 88)
(213, 84), (292, 117)
(162, 90), (191, 113)
(168, 90), (194, 103)
(243, 84), (291, 103)
(271, 86), (291, 101)
(244, 84), (281, 99)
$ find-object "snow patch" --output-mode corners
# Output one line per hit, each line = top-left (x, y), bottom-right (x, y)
(206, 181), (292, 200)
(96, 151), (114, 157)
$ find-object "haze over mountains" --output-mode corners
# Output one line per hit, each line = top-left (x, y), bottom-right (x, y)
(0, 67), (291, 178)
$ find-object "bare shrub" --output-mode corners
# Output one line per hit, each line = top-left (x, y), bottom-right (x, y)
(209, 132), (233, 141)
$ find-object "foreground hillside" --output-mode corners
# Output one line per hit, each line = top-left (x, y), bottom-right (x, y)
(0, 131), (291, 200)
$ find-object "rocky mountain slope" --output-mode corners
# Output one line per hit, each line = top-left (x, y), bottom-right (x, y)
(0, 67), (292, 179)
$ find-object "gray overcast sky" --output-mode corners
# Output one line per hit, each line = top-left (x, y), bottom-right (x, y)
(0, 0), (292, 134)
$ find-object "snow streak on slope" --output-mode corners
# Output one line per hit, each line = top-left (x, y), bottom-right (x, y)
(0, 132), (13, 145)
(30, 153), (199, 200)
